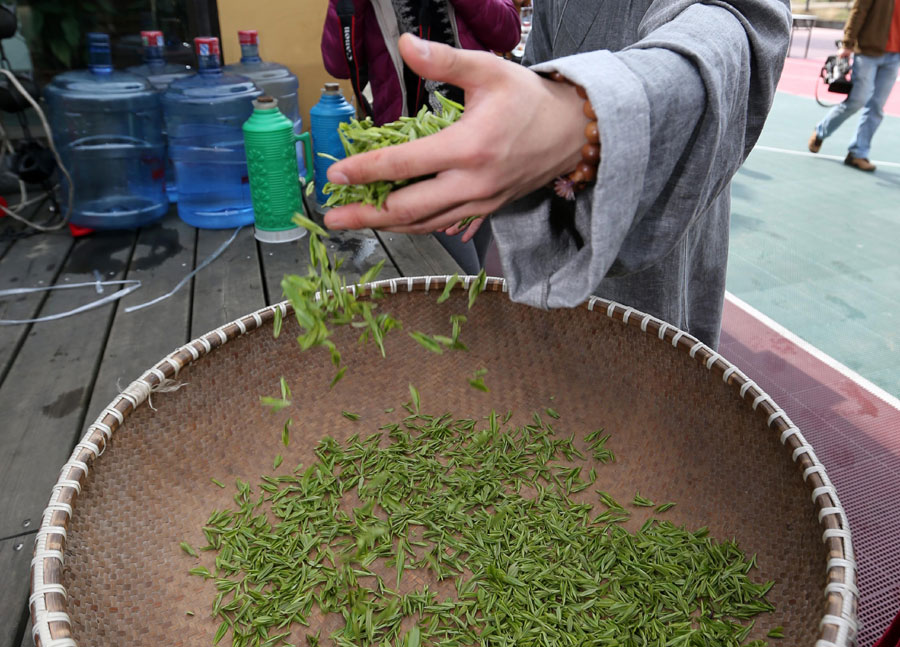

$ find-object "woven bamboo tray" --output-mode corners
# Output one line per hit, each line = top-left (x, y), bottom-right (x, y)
(30, 277), (857, 647)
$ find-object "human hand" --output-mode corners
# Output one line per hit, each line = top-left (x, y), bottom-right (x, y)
(838, 46), (853, 58)
(323, 33), (588, 235)
(441, 215), (486, 243)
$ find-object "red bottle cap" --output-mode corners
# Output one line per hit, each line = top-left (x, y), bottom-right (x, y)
(141, 31), (164, 48)
(238, 30), (258, 45)
(194, 37), (220, 57)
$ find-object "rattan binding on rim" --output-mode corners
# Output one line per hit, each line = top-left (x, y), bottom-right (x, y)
(30, 276), (857, 647)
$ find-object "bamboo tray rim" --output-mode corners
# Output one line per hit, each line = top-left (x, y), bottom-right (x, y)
(29, 276), (858, 647)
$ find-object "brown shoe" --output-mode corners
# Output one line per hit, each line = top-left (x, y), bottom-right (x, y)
(844, 153), (876, 172)
(808, 132), (823, 153)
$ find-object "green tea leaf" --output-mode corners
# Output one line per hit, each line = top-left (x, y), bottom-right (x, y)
(189, 566), (212, 579)
(330, 366), (347, 388)
(406, 626), (420, 647)
(468, 269), (487, 309)
(409, 383), (420, 413)
(259, 396), (291, 413)
(213, 620), (229, 645)
(291, 212), (328, 238)
(273, 306), (283, 338)
(468, 368), (489, 392)
(282, 419), (291, 447)
(437, 274), (459, 304)
(409, 331), (444, 354)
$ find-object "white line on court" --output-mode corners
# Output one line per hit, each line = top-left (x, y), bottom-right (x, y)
(724, 291), (900, 412)
(752, 145), (900, 169)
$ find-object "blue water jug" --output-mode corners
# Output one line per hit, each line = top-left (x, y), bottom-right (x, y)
(127, 30), (192, 204)
(162, 36), (262, 229)
(127, 31), (192, 90)
(310, 83), (355, 208)
(44, 32), (167, 230)
(224, 30), (305, 177)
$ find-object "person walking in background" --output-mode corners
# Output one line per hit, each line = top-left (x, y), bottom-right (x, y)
(808, 0), (900, 172)
(320, 0), (520, 126)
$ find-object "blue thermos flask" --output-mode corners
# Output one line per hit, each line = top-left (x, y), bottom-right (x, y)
(309, 83), (355, 210)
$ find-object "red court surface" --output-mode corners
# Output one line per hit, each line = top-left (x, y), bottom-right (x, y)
(720, 295), (900, 647)
(781, 26), (900, 117)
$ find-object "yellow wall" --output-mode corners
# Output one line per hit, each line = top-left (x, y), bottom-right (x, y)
(217, 0), (353, 129)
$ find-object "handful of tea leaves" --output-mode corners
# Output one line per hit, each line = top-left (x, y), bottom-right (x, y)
(318, 93), (464, 209)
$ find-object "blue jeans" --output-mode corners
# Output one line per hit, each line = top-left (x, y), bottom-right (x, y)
(816, 52), (900, 159)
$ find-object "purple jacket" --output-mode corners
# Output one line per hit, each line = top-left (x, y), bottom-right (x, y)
(321, 0), (520, 124)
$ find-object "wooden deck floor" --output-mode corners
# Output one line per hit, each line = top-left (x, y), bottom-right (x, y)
(0, 209), (461, 647)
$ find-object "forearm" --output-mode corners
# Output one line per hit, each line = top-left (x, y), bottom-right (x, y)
(494, 0), (790, 306)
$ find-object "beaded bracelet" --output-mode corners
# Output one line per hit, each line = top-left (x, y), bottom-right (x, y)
(547, 71), (600, 200)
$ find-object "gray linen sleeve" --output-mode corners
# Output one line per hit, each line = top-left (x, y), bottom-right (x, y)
(491, 0), (791, 310)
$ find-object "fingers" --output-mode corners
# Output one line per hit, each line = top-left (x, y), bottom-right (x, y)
(443, 217), (484, 239)
(398, 34), (497, 89)
(379, 196), (501, 235)
(325, 169), (495, 230)
(327, 128), (463, 185)
(326, 35), (502, 186)
(460, 218), (485, 243)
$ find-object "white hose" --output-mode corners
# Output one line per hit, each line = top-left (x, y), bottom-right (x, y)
(0, 68), (74, 231)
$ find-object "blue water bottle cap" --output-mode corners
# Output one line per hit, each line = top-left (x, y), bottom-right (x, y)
(87, 32), (112, 73)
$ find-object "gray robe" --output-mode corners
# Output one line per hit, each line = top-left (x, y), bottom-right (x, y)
(491, 0), (791, 348)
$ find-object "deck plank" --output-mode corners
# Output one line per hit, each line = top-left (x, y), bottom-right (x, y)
(0, 229), (135, 539)
(0, 534), (32, 647)
(17, 620), (31, 647)
(84, 215), (196, 425)
(191, 227), (267, 339)
(259, 228), (399, 305)
(0, 232), (74, 383)
(375, 232), (462, 277)
(17, 621), (30, 647)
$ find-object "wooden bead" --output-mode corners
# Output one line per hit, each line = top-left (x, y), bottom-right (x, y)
(581, 143), (601, 164)
(546, 73), (601, 197)
(575, 161), (597, 183)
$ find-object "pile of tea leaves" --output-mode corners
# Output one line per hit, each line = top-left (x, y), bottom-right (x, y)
(184, 401), (778, 647)
(316, 93), (464, 210)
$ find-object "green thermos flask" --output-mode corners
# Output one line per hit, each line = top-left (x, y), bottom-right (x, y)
(243, 96), (314, 243)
